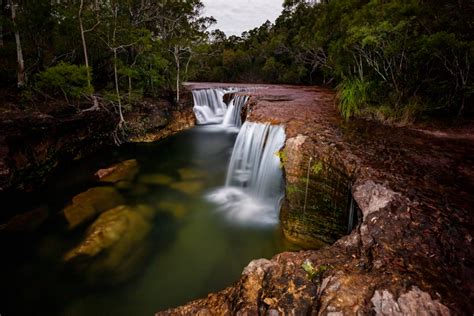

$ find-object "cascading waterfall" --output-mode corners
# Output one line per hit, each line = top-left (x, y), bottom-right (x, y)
(208, 121), (286, 226)
(192, 88), (228, 125)
(222, 95), (248, 128)
(192, 88), (248, 127)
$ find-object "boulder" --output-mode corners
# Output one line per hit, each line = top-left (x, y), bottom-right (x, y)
(63, 187), (124, 229)
(95, 159), (139, 184)
(64, 204), (155, 284)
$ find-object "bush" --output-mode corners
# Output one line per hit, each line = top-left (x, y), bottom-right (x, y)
(337, 78), (371, 120)
(35, 62), (93, 102)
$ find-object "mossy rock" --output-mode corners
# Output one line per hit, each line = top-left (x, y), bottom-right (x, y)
(64, 204), (155, 284)
(156, 201), (188, 219)
(63, 187), (125, 229)
(170, 181), (204, 195)
(139, 173), (174, 186)
(177, 168), (206, 181)
(95, 159), (139, 184)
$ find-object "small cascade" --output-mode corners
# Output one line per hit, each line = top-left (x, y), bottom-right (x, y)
(208, 121), (286, 226)
(192, 88), (228, 124)
(222, 95), (248, 128)
(192, 88), (248, 127)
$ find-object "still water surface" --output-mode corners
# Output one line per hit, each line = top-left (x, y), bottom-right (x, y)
(0, 126), (298, 315)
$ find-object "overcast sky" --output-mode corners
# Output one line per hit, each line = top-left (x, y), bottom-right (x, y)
(201, 0), (284, 36)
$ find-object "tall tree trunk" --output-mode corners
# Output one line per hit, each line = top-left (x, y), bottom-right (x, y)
(79, 0), (91, 90)
(0, 0), (3, 47)
(174, 45), (180, 103)
(113, 48), (125, 124)
(10, 0), (25, 87)
(79, 0), (99, 108)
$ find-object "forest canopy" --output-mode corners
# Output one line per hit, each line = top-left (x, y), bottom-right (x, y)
(192, 0), (473, 120)
(0, 0), (472, 120)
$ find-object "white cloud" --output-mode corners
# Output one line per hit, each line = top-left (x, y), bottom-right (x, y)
(201, 0), (284, 36)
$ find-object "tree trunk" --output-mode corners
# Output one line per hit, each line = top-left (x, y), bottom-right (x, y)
(10, 0), (25, 87)
(79, 0), (91, 90)
(174, 45), (180, 104)
(79, 0), (99, 109)
(0, 0), (3, 47)
(113, 49), (125, 124)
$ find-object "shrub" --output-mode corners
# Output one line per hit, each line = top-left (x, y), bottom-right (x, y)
(35, 62), (93, 103)
(337, 78), (372, 120)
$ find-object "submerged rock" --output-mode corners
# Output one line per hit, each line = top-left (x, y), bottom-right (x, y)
(156, 201), (187, 219)
(0, 206), (49, 233)
(139, 173), (174, 186)
(95, 159), (139, 184)
(170, 181), (204, 195)
(177, 168), (205, 181)
(64, 204), (155, 284)
(62, 187), (125, 229)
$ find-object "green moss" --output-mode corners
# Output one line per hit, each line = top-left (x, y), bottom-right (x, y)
(311, 160), (324, 175)
(301, 260), (332, 283)
(275, 150), (287, 168)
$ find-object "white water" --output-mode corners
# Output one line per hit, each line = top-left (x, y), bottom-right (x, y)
(192, 88), (228, 124)
(222, 95), (248, 128)
(192, 88), (248, 127)
(208, 121), (286, 226)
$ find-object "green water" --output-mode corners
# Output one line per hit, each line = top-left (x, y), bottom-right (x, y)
(0, 126), (299, 315)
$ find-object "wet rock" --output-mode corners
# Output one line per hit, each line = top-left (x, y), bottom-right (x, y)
(157, 201), (187, 219)
(129, 107), (195, 143)
(170, 181), (203, 195)
(64, 204), (155, 284)
(177, 168), (205, 181)
(95, 159), (139, 184)
(0, 206), (49, 233)
(62, 187), (125, 229)
(0, 110), (116, 193)
(139, 174), (174, 186)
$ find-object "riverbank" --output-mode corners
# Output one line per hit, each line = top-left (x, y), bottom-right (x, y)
(161, 83), (474, 314)
(0, 93), (195, 222)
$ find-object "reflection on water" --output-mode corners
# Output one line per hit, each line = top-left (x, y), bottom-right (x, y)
(0, 126), (299, 316)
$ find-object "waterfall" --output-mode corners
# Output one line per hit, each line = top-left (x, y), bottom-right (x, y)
(208, 121), (286, 226)
(192, 88), (228, 124)
(192, 88), (248, 127)
(222, 95), (248, 128)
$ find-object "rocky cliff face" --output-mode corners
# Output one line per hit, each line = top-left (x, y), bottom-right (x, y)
(0, 110), (116, 194)
(162, 83), (474, 315)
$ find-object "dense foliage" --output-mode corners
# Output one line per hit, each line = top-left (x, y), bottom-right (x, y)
(192, 0), (473, 119)
(0, 0), (214, 105)
(1, 0), (472, 120)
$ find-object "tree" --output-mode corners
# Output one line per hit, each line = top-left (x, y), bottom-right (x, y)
(8, 0), (24, 87)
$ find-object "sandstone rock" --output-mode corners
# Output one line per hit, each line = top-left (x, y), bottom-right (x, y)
(157, 201), (187, 219)
(177, 168), (206, 181)
(371, 287), (450, 316)
(0, 206), (49, 233)
(139, 174), (174, 186)
(283, 134), (308, 185)
(63, 187), (125, 229)
(95, 159), (139, 184)
(170, 181), (203, 195)
(64, 204), (155, 284)
(353, 180), (399, 219)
